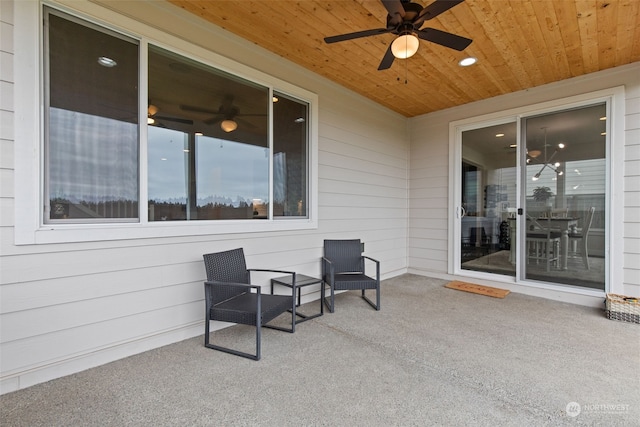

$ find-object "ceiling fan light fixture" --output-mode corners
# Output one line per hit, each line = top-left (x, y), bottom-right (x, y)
(220, 119), (238, 133)
(391, 34), (419, 59)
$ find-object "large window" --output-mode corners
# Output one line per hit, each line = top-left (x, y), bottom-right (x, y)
(43, 7), (311, 228)
(44, 10), (139, 222)
(146, 45), (270, 221)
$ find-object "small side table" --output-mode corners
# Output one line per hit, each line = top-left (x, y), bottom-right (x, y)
(271, 274), (324, 331)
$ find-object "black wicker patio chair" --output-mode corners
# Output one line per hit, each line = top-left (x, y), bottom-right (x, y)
(322, 239), (380, 313)
(203, 248), (296, 360)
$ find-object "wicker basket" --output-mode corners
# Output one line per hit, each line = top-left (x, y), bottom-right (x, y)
(605, 294), (640, 324)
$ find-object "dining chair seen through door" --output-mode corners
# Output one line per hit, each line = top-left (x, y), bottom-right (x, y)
(568, 206), (595, 270)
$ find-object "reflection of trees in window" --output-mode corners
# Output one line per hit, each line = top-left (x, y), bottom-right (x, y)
(273, 92), (308, 217)
(148, 46), (269, 221)
(45, 9), (139, 222)
(149, 199), (265, 221)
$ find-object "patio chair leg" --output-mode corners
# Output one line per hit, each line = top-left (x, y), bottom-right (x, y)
(205, 342), (260, 361)
(203, 319), (261, 360)
(322, 282), (335, 313)
(204, 318), (210, 346)
(361, 289), (380, 311)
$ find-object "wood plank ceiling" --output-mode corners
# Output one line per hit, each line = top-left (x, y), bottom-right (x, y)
(169, 0), (640, 117)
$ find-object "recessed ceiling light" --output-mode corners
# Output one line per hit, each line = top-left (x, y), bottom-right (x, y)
(195, 132), (203, 136)
(273, 96), (279, 103)
(97, 56), (117, 67)
(459, 57), (477, 67)
(496, 133), (505, 137)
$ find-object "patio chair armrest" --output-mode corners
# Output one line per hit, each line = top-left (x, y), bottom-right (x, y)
(362, 255), (379, 264)
(204, 280), (260, 290)
(321, 256), (335, 282)
(248, 268), (296, 276)
(204, 280), (260, 309)
(362, 255), (380, 279)
(247, 269), (296, 286)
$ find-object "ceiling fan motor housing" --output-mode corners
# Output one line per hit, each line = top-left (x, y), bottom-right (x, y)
(387, 2), (424, 30)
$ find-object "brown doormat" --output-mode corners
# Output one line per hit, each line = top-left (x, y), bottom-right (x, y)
(445, 281), (510, 298)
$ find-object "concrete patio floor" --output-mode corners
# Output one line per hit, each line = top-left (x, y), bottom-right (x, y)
(1, 274), (638, 426)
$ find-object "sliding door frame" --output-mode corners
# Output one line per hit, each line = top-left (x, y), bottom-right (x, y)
(448, 87), (625, 296)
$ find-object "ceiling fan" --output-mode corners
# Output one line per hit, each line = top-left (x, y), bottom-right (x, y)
(181, 95), (266, 132)
(324, 0), (472, 70)
(147, 103), (193, 127)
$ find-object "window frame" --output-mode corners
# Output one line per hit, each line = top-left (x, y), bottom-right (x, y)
(14, 1), (318, 244)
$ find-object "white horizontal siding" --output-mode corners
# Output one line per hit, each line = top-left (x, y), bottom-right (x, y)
(1, 281), (202, 343)
(2, 301), (203, 376)
(0, 0), (408, 394)
(623, 83), (640, 295)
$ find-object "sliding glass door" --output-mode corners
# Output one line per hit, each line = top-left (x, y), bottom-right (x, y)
(522, 104), (606, 289)
(456, 102), (607, 291)
(459, 121), (517, 277)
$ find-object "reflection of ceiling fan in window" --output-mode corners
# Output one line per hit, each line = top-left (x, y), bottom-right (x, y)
(180, 95), (266, 132)
(147, 103), (193, 127)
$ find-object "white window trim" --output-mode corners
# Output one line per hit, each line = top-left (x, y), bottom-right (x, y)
(448, 87), (625, 296)
(14, 0), (318, 245)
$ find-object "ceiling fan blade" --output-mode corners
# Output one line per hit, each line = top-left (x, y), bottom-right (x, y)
(324, 28), (391, 44)
(155, 115), (193, 125)
(416, 27), (472, 51)
(377, 43), (396, 70)
(236, 116), (257, 129)
(380, 0), (405, 26)
(204, 115), (224, 125)
(416, 0), (464, 23)
(180, 104), (218, 115)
